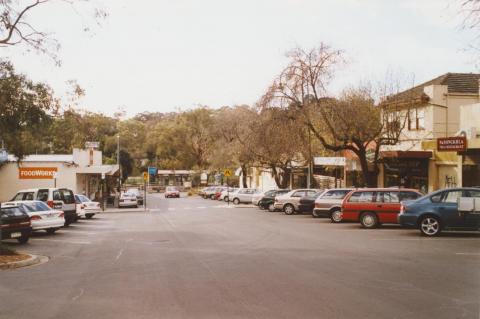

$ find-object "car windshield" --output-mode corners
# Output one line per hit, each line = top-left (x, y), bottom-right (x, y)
(166, 187), (178, 191)
(21, 202), (51, 212)
(78, 195), (91, 202)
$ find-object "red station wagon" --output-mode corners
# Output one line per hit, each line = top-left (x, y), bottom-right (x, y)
(341, 188), (422, 228)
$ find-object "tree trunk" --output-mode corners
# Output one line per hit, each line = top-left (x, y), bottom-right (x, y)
(270, 165), (282, 188)
(279, 167), (290, 189)
(241, 164), (248, 188)
(356, 149), (378, 187)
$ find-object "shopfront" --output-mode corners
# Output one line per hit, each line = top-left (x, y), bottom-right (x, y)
(381, 151), (431, 193)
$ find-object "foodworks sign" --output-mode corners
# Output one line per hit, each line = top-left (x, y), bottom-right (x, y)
(19, 167), (58, 179)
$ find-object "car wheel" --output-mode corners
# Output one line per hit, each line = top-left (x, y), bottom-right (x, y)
(85, 214), (94, 219)
(419, 215), (442, 236)
(46, 228), (57, 234)
(224, 196), (229, 202)
(268, 203), (275, 212)
(284, 204), (295, 215)
(233, 198), (240, 205)
(360, 212), (378, 228)
(210, 194), (215, 200)
(330, 209), (342, 223)
(17, 235), (29, 244)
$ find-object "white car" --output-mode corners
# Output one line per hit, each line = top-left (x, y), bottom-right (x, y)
(75, 194), (101, 219)
(119, 192), (138, 208)
(219, 187), (237, 202)
(3, 201), (64, 234)
(230, 188), (260, 205)
(165, 186), (180, 198)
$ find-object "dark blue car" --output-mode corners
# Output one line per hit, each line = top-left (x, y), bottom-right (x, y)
(398, 187), (480, 236)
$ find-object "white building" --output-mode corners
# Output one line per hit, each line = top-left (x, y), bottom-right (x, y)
(0, 148), (119, 202)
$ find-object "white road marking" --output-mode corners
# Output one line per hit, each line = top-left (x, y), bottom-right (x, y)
(31, 238), (91, 245)
(115, 248), (124, 261)
(455, 252), (480, 256)
(196, 206), (207, 209)
(71, 289), (84, 301)
(168, 208), (175, 211)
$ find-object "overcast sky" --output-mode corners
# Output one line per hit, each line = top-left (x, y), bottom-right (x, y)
(3, 0), (477, 117)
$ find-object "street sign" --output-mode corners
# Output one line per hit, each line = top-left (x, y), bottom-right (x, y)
(85, 141), (100, 149)
(148, 167), (157, 175)
(224, 169), (232, 177)
(437, 136), (467, 152)
(143, 172), (148, 181)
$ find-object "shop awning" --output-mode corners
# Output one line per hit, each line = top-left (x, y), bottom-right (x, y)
(380, 151), (432, 159)
(76, 165), (119, 175)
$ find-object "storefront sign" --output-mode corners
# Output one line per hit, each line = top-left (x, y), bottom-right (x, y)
(314, 157), (346, 166)
(19, 167), (57, 179)
(437, 137), (467, 152)
(85, 141), (100, 149)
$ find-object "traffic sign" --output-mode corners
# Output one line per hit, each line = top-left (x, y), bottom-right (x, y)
(143, 172), (148, 181)
(224, 169), (232, 177)
(148, 167), (157, 175)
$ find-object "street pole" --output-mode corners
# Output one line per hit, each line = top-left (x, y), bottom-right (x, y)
(144, 178), (147, 211)
(307, 128), (312, 189)
(227, 176), (229, 206)
(117, 135), (121, 192)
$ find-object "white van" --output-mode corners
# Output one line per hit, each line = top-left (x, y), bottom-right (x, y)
(11, 188), (77, 226)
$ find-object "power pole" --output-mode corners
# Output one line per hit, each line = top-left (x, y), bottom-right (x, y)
(117, 135), (122, 191)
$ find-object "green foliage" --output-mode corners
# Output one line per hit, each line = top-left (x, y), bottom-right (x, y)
(0, 61), (55, 160)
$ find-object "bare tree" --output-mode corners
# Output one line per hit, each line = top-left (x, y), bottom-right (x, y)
(261, 44), (410, 187)
(0, 0), (106, 63)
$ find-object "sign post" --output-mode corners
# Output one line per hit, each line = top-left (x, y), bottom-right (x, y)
(101, 173), (105, 212)
(143, 172), (148, 211)
(224, 169), (232, 206)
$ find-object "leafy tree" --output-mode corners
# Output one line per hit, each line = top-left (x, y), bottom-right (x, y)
(0, 60), (56, 160)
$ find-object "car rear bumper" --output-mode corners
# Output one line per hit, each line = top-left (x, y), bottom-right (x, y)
(32, 219), (65, 230)
(64, 210), (78, 222)
(1, 227), (31, 240)
(313, 208), (330, 218)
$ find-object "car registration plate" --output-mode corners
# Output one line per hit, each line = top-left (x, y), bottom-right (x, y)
(10, 232), (21, 238)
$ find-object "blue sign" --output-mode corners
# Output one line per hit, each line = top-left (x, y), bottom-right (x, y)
(148, 167), (157, 175)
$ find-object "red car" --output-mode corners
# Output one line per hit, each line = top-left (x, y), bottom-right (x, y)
(341, 188), (422, 228)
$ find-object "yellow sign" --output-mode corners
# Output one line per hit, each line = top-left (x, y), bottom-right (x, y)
(224, 169), (232, 177)
(143, 172), (148, 181)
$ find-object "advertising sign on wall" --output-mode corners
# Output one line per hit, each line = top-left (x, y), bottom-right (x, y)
(19, 167), (58, 179)
(437, 137), (467, 152)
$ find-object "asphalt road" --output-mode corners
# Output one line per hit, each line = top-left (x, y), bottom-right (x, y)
(1, 193), (479, 319)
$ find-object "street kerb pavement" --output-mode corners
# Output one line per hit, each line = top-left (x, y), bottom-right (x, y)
(103, 207), (150, 213)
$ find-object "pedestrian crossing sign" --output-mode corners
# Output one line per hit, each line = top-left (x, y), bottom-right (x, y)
(224, 169), (232, 177)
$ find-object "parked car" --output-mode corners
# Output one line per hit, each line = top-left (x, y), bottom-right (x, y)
(251, 190), (275, 206)
(341, 188), (422, 228)
(203, 187), (218, 199)
(219, 187), (238, 202)
(3, 201), (64, 234)
(274, 189), (319, 215)
(12, 188), (77, 226)
(165, 186), (180, 198)
(230, 188), (260, 205)
(398, 187), (480, 236)
(0, 205), (31, 244)
(119, 192), (138, 208)
(213, 187), (228, 200)
(313, 188), (354, 222)
(258, 189), (291, 211)
(75, 194), (101, 219)
(297, 191), (323, 214)
(127, 188), (144, 205)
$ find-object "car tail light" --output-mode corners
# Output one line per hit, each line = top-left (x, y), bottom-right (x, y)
(58, 212), (64, 218)
(81, 204), (86, 209)
(47, 200), (54, 208)
(31, 215), (42, 221)
(400, 204), (405, 214)
(315, 203), (321, 208)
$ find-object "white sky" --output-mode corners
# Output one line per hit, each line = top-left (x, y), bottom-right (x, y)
(3, 0), (478, 117)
